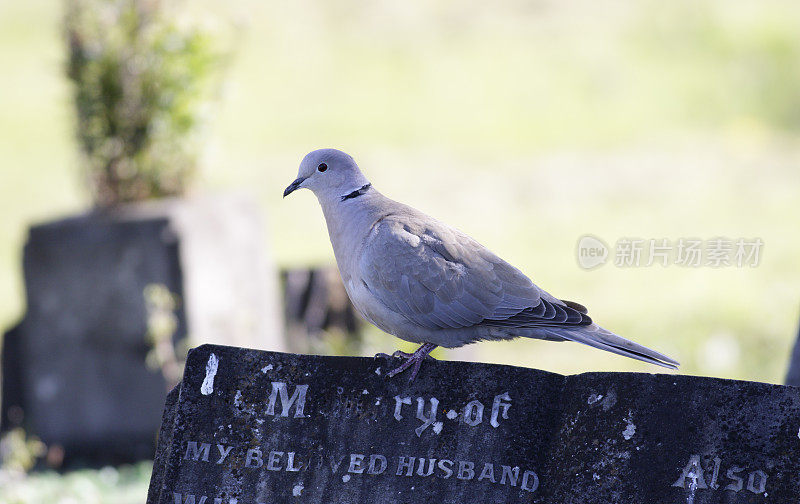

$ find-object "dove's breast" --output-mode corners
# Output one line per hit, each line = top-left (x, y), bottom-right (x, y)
(320, 191), (443, 344)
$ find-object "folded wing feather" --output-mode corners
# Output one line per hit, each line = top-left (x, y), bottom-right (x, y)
(359, 214), (589, 331)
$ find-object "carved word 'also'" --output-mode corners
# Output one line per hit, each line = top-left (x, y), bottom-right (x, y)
(393, 393), (512, 436)
(672, 455), (767, 495)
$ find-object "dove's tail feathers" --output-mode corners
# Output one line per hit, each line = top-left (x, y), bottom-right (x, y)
(544, 324), (680, 370)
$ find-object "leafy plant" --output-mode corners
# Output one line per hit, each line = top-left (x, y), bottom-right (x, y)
(0, 428), (45, 474)
(144, 283), (187, 388)
(65, 0), (225, 206)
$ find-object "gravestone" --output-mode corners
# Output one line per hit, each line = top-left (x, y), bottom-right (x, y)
(148, 344), (800, 503)
(1, 195), (283, 466)
(282, 267), (364, 355)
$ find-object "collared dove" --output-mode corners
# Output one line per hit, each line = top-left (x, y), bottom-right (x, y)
(284, 149), (679, 381)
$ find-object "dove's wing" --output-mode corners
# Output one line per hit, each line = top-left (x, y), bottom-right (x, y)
(358, 213), (590, 332)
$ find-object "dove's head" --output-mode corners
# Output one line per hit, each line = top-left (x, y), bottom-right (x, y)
(283, 149), (370, 201)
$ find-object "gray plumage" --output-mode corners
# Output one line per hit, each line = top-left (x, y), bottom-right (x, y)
(284, 148), (679, 374)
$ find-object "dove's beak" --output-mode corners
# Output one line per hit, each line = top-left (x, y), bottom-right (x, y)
(283, 176), (307, 198)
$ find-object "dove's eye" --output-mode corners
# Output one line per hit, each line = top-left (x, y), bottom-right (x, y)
(317, 163), (328, 172)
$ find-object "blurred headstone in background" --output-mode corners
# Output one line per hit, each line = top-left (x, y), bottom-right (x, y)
(784, 311), (800, 386)
(1, 325), (24, 433)
(282, 267), (364, 355)
(0, 194), (283, 467)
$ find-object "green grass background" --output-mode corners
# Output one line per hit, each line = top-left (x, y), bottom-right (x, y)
(1, 0), (799, 500)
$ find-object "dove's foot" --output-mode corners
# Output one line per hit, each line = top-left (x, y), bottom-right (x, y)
(374, 350), (412, 360)
(373, 348), (436, 361)
(383, 343), (438, 382)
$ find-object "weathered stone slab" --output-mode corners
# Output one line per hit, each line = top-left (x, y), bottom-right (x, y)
(148, 344), (800, 503)
(1, 195), (283, 466)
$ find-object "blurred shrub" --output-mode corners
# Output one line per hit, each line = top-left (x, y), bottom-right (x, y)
(0, 428), (45, 474)
(144, 283), (186, 388)
(65, 0), (226, 206)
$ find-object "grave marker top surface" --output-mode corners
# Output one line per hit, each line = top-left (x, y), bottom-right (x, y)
(148, 344), (800, 504)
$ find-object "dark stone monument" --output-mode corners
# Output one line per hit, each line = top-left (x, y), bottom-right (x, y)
(7, 214), (183, 465)
(148, 344), (800, 503)
(282, 267), (364, 355)
(1, 196), (283, 466)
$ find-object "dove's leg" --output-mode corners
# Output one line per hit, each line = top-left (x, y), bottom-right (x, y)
(385, 343), (438, 382)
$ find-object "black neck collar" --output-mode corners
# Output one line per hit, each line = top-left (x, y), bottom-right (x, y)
(341, 183), (372, 201)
